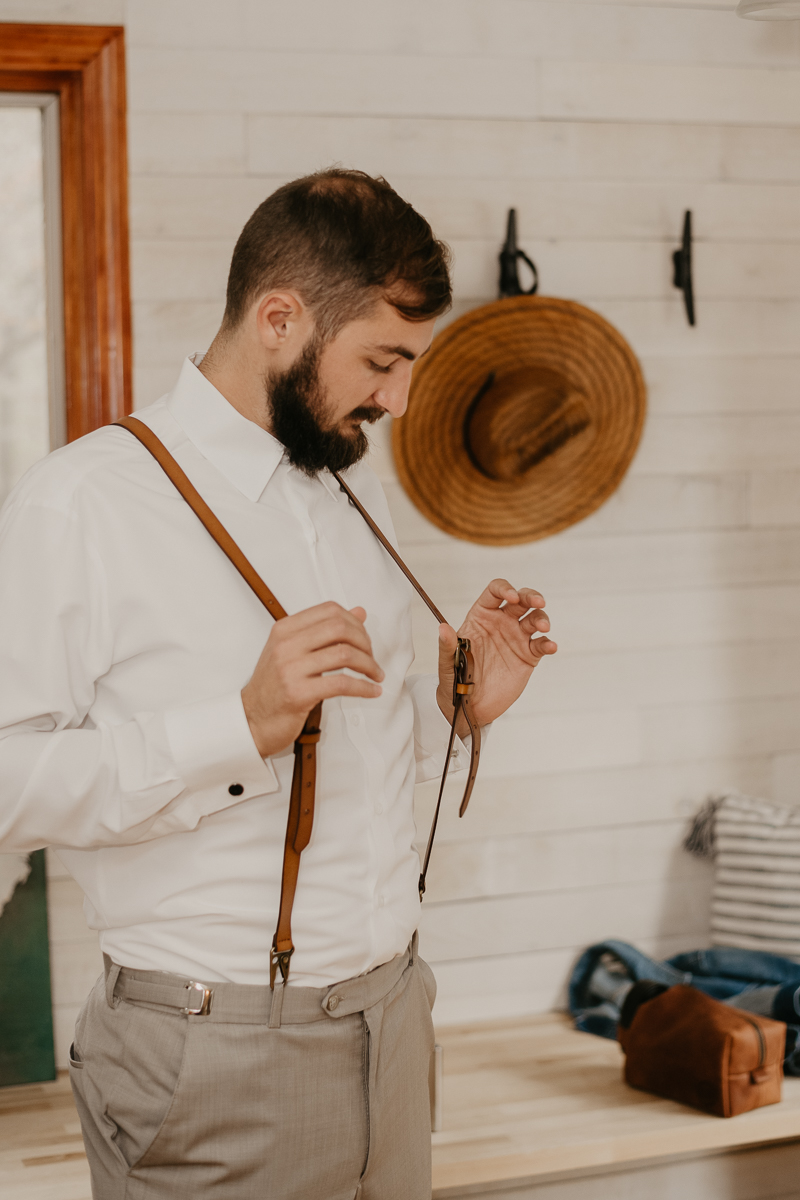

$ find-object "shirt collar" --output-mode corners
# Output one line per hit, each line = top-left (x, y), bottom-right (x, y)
(165, 356), (286, 503)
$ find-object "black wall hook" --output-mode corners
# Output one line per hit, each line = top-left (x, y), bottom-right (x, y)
(672, 210), (695, 327)
(499, 209), (538, 299)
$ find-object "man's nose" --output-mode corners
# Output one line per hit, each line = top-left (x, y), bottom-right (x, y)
(374, 365), (413, 418)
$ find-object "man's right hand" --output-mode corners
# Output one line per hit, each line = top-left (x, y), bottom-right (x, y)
(241, 602), (384, 758)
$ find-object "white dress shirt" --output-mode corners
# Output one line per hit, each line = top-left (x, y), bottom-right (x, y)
(0, 357), (470, 987)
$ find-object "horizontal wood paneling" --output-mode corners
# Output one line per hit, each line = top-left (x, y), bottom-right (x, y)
(387, 473), (749, 541)
(639, 357), (800, 415)
(414, 757), (772, 843)
(127, 0), (793, 68)
(642, 694), (800, 762)
(128, 48), (542, 119)
(418, 820), (705, 904)
(0, 1), (122, 24)
(242, 116), (800, 183)
(751, 473), (800, 528)
(420, 877), (713, 963)
(508, 641), (800, 717)
(129, 112), (246, 175)
(396, 530), (800, 605)
(428, 930), (728, 1026)
(507, 585), (800, 654)
(633, 416), (800, 474)
(479, 707), (643, 779)
(542, 59), (800, 126)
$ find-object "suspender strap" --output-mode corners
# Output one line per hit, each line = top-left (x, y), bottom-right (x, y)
(115, 414), (480, 980)
(333, 470), (481, 842)
(116, 417), (288, 622)
(115, 416), (319, 988)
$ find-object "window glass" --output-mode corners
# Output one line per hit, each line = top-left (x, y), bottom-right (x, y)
(0, 107), (50, 505)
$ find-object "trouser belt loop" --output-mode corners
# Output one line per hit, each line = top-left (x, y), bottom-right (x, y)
(268, 980), (285, 1029)
(103, 954), (122, 1009)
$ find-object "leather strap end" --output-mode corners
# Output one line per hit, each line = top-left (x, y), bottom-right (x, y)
(457, 698), (481, 819)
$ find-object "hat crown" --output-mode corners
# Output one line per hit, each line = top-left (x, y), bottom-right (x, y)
(463, 366), (592, 482)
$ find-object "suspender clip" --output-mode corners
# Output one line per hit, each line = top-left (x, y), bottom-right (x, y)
(270, 943), (294, 989)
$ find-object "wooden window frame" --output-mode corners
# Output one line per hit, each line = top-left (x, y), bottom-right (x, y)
(0, 23), (132, 440)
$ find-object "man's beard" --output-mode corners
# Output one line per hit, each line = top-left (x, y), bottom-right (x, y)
(266, 339), (384, 476)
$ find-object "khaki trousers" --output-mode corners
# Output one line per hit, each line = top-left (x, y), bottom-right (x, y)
(69, 937), (436, 1199)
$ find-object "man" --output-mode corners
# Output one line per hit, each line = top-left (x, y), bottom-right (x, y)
(0, 170), (555, 1199)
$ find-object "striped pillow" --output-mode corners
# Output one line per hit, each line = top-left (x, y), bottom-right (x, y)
(687, 793), (800, 959)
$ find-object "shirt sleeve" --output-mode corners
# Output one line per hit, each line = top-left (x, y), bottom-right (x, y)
(0, 497), (278, 852)
(405, 672), (481, 785)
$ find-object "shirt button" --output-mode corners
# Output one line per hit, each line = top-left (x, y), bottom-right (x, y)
(228, 783), (244, 796)
(351, 713), (360, 726)
(327, 994), (340, 1011)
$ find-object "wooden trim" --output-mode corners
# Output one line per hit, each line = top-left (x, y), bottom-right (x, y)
(0, 24), (132, 439)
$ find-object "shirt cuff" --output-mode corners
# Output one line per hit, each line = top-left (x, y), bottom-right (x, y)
(164, 691), (279, 809)
(407, 673), (479, 785)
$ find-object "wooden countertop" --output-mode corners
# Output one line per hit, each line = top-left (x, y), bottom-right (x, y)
(432, 1012), (800, 1196)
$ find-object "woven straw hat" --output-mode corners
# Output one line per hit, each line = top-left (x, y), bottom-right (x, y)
(392, 296), (647, 546)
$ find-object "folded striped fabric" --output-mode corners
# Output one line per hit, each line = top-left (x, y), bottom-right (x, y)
(686, 793), (800, 960)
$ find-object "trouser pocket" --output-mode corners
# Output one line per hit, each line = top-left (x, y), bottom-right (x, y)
(72, 980), (189, 1176)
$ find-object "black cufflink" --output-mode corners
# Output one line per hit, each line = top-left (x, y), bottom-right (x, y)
(228, 783), (244, 796)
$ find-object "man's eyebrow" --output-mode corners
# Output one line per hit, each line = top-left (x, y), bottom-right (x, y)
(371, 342), (432, 362)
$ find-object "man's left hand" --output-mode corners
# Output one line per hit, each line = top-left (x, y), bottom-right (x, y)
(436, 579), (556, 734)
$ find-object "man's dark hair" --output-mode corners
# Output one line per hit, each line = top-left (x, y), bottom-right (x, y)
(222, 169), (452, 340)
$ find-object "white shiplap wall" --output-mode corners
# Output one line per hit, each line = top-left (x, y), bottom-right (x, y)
(3, 0), (800, 1053)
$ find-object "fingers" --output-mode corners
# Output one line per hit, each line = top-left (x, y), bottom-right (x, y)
(271, 600), (366, 637)
(272, 607), (375, 661)
(474, 579), (546, 615)
(473, 578), (520, 611)
(529, 635), (558, 661)
(315, 674), (383, 702)
(438, 622), (458, 653)
(519, 608), (550, 636)
(305, 642), (384, 683)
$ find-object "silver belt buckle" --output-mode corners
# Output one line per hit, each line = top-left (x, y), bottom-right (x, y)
(182, 980), (213, 1016)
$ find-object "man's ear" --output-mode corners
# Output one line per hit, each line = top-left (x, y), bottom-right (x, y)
(255, 291), (308, 352)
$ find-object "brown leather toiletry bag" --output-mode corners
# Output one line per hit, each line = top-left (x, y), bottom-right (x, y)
(617, 982), (785, 1117)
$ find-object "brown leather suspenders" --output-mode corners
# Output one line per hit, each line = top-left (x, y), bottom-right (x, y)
(115, 415), (480, 986)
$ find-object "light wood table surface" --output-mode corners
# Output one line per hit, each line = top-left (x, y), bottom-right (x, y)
(432, 1012), (800, 1196)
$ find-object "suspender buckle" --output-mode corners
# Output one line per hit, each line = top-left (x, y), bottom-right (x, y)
(453, 638), (473, 706)
(182, 981), (213, 1015)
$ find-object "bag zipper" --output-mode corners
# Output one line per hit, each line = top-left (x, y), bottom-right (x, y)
(742, 1014), (766, 1069)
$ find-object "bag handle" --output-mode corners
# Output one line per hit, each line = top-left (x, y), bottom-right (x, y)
(114, 415), (480, 978)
